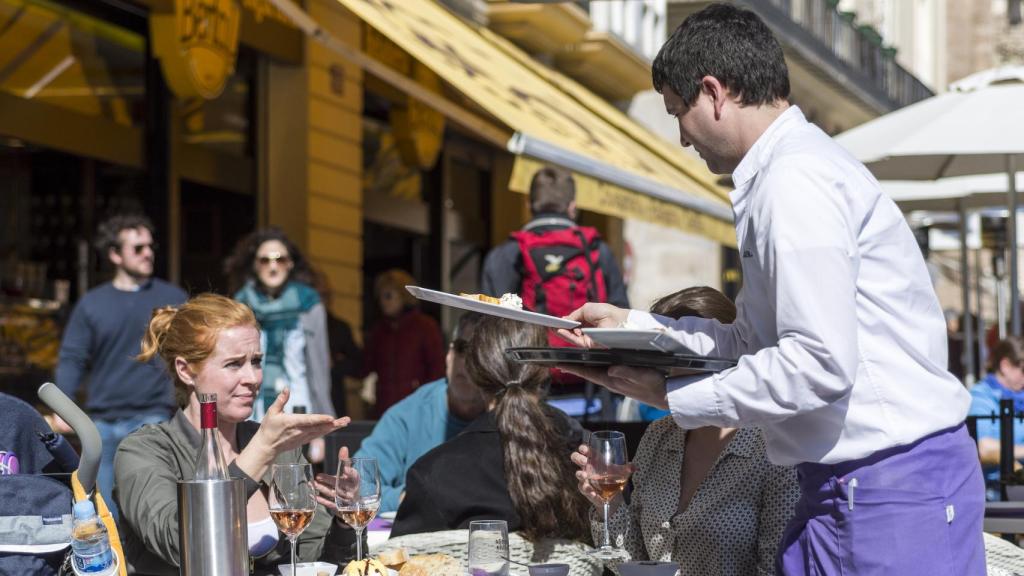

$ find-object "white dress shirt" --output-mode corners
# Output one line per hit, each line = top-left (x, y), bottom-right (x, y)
(627, 106), (970, 465)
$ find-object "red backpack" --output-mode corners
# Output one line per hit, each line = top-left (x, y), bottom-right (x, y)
(511, 226), (608, 347)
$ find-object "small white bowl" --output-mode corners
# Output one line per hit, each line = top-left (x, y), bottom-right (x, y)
(277, 561), (338, 576)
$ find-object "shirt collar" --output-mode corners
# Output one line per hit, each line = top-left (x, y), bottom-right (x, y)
(524, 214), (575, 231)
(731, 105), (806, 192)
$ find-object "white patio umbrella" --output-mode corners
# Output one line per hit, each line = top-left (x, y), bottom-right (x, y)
(880, 172), (1024, 212)
(836, 66), (1024, 335)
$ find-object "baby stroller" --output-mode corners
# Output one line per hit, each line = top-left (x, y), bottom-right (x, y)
(0, 384), (127, 575)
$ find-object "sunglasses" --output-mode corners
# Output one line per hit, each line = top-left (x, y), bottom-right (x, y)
(450, 338), (469, 354)
(125, 242), (157, 255)
(256, 253), (292, 267)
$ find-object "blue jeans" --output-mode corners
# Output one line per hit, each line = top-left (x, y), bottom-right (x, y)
(95, 412), (167, 523)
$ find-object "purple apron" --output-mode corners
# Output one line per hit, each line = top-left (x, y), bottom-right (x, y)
(777, 424), (986, 575)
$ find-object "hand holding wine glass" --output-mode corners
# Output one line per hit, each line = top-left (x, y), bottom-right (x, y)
(586, 431), (631, 560)
(270, 463), (317, 576)
(334, 457), (381, 561)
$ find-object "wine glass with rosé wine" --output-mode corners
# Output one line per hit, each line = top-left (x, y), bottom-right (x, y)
(270, 463), (317, 576)
(334, 457), (381, 561)
(587, 430), (631, 560)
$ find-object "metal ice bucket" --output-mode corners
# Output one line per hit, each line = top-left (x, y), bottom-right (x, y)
(177, 479), (248, 576)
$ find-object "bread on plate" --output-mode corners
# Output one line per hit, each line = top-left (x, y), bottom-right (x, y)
(398, 553), (461, 576)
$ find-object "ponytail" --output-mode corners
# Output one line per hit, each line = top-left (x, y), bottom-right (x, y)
(464, 317), (590, 542)
(494, 384), (589, 541)
(137, 306), (178, 363)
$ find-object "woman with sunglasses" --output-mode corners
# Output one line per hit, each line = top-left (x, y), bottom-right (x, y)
(225, 228), (335, 421)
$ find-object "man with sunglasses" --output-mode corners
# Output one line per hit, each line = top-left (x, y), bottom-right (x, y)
(55, 213), (186, 522)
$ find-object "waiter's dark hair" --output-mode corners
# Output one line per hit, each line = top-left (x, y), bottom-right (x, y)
(463, 316), (589, 542)
(989, 336), (1024, 373)
(652, 3), (790, 107)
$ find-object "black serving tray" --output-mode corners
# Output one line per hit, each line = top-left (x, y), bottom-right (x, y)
(506, 347), (736, 375)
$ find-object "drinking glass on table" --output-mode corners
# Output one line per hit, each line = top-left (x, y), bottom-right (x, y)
(334, 457), (381, 561)
(468, 520), (509, 576)
(270, 463), (317, 576)
(587, 430), (631, 560)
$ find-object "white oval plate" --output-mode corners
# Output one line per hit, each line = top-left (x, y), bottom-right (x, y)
(405, 286), (580, 330)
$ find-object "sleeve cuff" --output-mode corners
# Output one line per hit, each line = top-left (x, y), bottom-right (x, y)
(666, 373), (722, 429)
(625, 310), (675, 330)
(228, 462), (262, 498)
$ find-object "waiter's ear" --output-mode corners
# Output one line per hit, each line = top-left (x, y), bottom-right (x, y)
(701, 75), (728, 120)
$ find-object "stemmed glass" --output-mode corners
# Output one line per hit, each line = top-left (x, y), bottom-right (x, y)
(270, 463), (317, 576)
(335, 457), (381, 561)
(587, 431), (631, 560)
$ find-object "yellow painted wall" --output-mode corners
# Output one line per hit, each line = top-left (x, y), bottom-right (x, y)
(305, 0), (364, 332)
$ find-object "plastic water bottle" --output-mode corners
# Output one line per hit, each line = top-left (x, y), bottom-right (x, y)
(71, 500), (114, 574)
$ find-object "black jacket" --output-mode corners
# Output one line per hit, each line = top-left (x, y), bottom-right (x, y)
(390, 408), (585, 537)
(481, 214), (629, 308)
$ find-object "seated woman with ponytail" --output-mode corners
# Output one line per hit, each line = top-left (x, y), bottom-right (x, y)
(388, 315), (590, 543)
(114, 293), (355, 575)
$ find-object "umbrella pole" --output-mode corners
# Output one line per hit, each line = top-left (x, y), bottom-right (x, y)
(976, 249), (987, 376)
(959, 200), (975, 385)
(1011, 154), (1020, 336)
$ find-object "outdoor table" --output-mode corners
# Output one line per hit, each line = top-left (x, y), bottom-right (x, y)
(366, 515), (393, 552)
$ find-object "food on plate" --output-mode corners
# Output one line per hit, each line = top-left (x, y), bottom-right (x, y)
(499, 293), (523, 310)
(342, 558), (389, 576)
(460, 292), (501, 304)
(397, 553), (462, 576)
(377, 547), (409, 570)
(460, 292), (524, 310)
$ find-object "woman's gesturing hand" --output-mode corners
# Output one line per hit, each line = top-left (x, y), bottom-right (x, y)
(255, 389), (350, 455)
(237, 389), (349, 481)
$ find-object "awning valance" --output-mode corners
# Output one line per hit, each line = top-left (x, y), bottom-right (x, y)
(271, 0), (736, 244)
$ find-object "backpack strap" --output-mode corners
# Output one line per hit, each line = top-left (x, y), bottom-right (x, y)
(572, 228), (602, 302)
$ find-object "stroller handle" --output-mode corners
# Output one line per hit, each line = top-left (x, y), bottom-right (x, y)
(38, 382), (102, 497)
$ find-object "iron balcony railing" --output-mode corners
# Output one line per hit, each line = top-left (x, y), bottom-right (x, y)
(763, 0), (933, 107)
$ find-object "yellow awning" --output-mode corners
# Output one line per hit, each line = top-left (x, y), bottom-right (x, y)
(333, 0), (736, 245)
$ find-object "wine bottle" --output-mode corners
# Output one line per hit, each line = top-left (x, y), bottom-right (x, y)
(194, 393), (229, 481)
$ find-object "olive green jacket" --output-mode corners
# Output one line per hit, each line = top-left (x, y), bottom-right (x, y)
(114, 411), (357, 575)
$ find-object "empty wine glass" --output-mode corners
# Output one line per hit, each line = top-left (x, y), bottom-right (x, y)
(587, 431), (631, 560)
(335, 457), (381, 561)
(270, 463), (316, 576)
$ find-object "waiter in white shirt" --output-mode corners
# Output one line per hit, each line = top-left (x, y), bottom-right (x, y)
(560, 4), (985, 575)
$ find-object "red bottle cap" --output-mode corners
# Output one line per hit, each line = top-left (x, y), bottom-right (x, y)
(200, 401), (217, 429)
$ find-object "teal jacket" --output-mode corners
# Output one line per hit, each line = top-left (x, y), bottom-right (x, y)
(355, 379), (470, 513)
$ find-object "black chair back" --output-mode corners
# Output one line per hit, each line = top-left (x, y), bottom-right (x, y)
(323, 420), (378, 474)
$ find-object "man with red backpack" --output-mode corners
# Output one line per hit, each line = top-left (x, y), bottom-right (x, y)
(482, 166), (628, 416)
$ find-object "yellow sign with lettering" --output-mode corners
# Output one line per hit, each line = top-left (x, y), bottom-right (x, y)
(151, 0), (241, 100)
